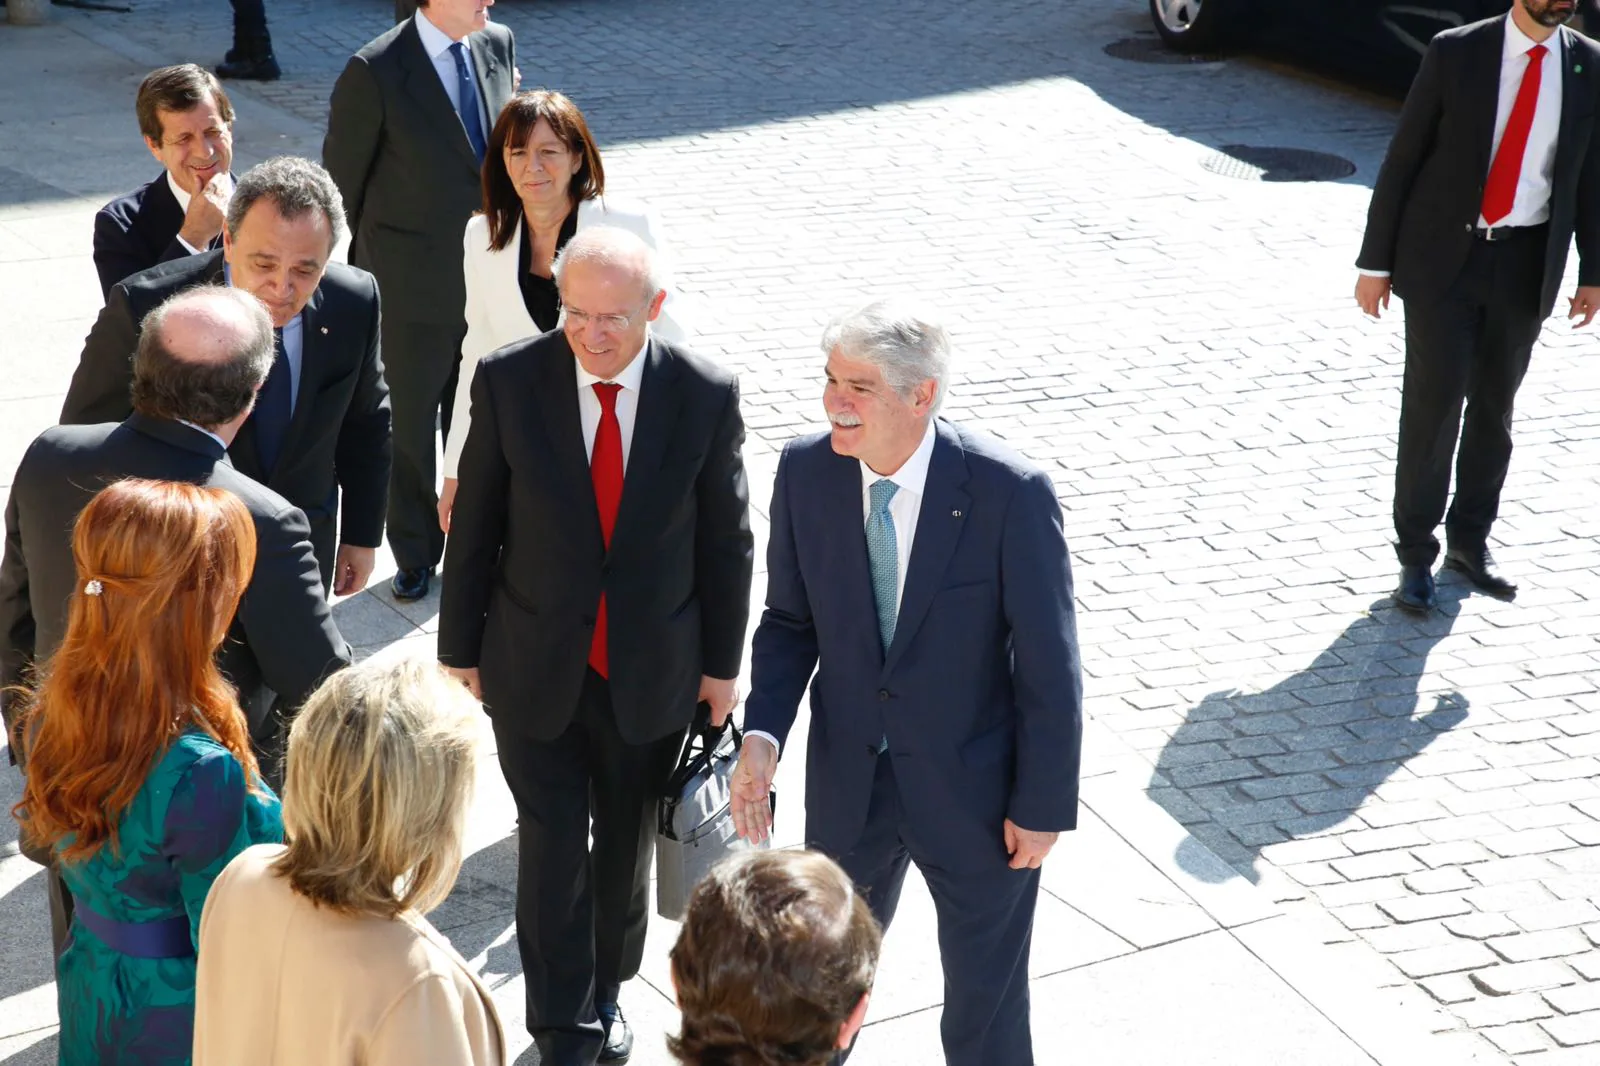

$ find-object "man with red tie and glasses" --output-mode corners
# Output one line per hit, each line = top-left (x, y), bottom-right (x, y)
(437, 226), (753, 1066)
(1355, 0), (1600, 613)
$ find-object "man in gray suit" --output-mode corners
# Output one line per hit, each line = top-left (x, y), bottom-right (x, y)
(323, 0), (516, 602)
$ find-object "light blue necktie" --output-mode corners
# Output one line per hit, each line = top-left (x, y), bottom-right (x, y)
(866, 479), (900, 651)
(449, 42), (487, 164)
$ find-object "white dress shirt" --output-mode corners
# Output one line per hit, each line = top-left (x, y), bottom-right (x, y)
(747, 419), (939, 758)
(414, 8), (489, 136)
(1480, 17), (1562, 228)
(574, 338), (648, 470)
(1359, 16), (1563, 279)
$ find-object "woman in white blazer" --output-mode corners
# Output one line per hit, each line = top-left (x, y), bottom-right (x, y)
(438, 90), (690, 531)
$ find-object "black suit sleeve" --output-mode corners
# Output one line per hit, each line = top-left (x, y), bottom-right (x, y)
(1000, 469), (1083, 834)
(238, 501), (351, 713)
(437, 362), (511, 668)
(333, 275), (393, 548)
(0, 477), (36, 760)
(1575, 62), (1600, 286)
(694, 376), (754, 681)
(61, 285), (141, 425)
(323, 56), (385, 258)
(1356, 40), (1448, 273)
(742, 442), (816, 752)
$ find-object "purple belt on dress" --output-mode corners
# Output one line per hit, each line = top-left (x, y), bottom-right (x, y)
(71, 898), (194, 959)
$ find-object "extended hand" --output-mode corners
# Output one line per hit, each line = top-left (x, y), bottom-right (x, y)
(442, 664), (482, 699)
(437, 477), (459, 533)
(1354, 274), (1391, 319)
(332, 544), (376, 596)
(730, 735), (777, 844)
(1003, 819), (1059, 870)
(698, 674), (739, 727)
(1568, 285), (1600, 328)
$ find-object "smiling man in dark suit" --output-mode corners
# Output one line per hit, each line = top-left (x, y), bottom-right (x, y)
(324, 0), (516, 603)
(730, 300), (1083, 1066)
(62, 157), (392, 597)
(439, 227), (752, 1066)
(93, 65), (237, 303)
(1356, 0), (1600, 611)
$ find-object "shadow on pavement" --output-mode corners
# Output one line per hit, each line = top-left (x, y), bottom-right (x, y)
(1151, 598), (1468, 884)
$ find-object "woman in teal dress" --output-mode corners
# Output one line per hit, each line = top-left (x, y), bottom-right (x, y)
(11, 479), (285, 1066)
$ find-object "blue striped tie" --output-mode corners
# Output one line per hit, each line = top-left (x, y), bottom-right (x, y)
(866, 479), (899, 651)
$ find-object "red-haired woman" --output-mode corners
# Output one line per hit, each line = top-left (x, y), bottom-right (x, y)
(12, 479), (284, 1066)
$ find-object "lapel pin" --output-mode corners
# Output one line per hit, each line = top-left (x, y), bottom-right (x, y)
(1577, 65), (1584, 74)
(320, 326), (329, 334)
(952, 509), (962, 517)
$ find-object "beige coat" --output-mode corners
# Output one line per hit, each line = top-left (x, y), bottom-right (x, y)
(193, 845), (505, 1066)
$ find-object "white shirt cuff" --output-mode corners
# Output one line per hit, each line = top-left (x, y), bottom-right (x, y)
(177, 234), (206, 256)
(1357, 269), (1391, 278)
(743, 729), (781, 759)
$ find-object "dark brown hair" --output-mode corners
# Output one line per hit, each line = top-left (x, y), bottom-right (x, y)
(669, 850), (881, 1066)
(481, 90), (606, 252)
(13, 480), (259, 862)
(135, 64), (234, 144)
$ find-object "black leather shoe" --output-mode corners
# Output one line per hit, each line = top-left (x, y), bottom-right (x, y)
(1444, 546), (1518, 598)
(390, 567), (433, 602)
(216, 53), (281, 81)
(598, 1003), (632, 1064)
(1393, 565), (1437, 612)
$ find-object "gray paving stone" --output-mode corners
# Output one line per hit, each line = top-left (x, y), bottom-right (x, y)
(1455, 994), (1557, 1029)
(1541, 1011), (1600, 1049)
(1488, 931), (1595, 965)
(1509, 901), (1600, 934)
(1472, 962), (1582, 997)
(1446, 913), (1522, 941)
(1378, 895), (1474, 924)
(1393, 942), (1501, 979)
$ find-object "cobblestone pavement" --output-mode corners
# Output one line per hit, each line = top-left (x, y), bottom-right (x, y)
(10, 0), (1600, 1059)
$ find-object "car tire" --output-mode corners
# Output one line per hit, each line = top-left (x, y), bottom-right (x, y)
(1149, 0), (1230, 53)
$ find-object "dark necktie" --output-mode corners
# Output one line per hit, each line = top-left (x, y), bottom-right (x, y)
(1481, 44), (1548, 226)
(449, 42), (487, 165)
(588, 383), (624, 678)
(253, 328), (292, 474)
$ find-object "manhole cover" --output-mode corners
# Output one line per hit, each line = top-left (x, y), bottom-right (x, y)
(1103, 36), (1222, 64)
(1201, 145), (1357, 182)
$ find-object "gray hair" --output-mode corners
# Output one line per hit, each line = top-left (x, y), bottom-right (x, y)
(225, 155), (348, 252)
(821, 299), (951, 415)
(552, 225), (665, 304)
(131, 286), (275, 427)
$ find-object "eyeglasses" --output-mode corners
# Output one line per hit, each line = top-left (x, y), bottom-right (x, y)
(559, 302), (648, 333)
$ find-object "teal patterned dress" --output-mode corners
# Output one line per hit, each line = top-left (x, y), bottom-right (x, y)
(54, 730), (284, 1065)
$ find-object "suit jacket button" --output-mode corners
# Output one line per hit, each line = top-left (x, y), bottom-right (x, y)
(878, 689), (891, 701)
(1465, 223), (1473, 232)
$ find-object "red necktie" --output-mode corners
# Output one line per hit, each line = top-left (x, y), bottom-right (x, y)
(588, 383), (623, 678)
(1481, 44), (1548, 226)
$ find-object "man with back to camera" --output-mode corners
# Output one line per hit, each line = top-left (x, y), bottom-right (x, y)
(730, 299), (1083, 1066)
(2, 286), (350, 955)
(438, 227), (752, 1066)
(1356, 0), (1600, 612)
(63, 157), (392, 598)
(94, 65), (237, 303)
(323, 0), (516, 603)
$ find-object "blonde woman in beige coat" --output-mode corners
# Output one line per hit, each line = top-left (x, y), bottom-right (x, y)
(193, 655), (504, 1066)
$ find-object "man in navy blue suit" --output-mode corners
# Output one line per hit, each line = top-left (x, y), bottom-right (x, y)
(732, 300), (1083, 1066)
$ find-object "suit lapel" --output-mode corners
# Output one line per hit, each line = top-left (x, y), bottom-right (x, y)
(497, 224), (539, 339)
(1470, 17), (1509, 184)
(398, 21), (481, 173)
(610, 338), (680, 557)
(535, 336), (604, 546)
(1554, 26), (1595, 183)
(883, 421), (970, 677)
(820, 449), (881, 662)
(469, 31), (505, 132)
